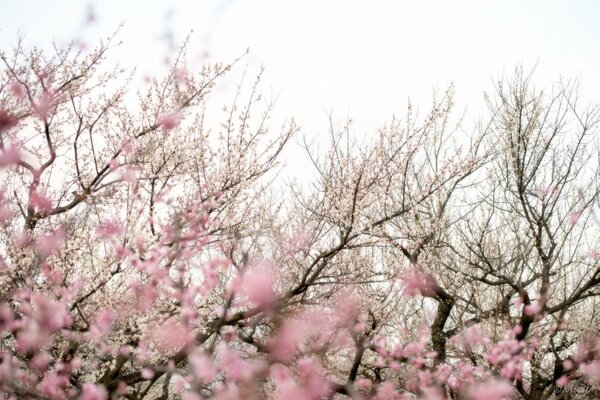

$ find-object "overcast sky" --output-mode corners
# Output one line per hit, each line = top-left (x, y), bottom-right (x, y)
(2, 0), (599, 177)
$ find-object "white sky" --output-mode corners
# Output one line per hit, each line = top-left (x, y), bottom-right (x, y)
(2, 0), (600, 179)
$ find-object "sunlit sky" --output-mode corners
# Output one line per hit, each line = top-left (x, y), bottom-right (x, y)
(2, 0), (600, 177)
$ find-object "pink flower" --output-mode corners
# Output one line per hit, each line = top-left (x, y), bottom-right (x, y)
(35, 229), (66, 257)
(538, 185), (553, 198)
(122, 139), (134, 154)
(501, 359), (522, 380)
(81, 383), (108, 400)
(587, 250), (600, 260)
(514, 296), (523, 307)
(184, 393), (203, 400)
(276, 380), (311, 400)
(31, 293), (72, 332)
(421, 386), (446, 400)
(38, 371), (70, 399)
(114, 244), (132, 260)
(219, 349), (247, 380)
(189, 350), (216, 383)
(580, 360), (600, 382)
(16, 325), (46, 354)
(32, 91), (55, 119)
(29, 190), (52, 213)
(29, 352), (50, 373)
(268, 316), (309, 362)
(486, 349), (501, 365)
(174, 67), (188, 83)
(375, 382), (401, 400)
(0, 109), (17, 131)
(10, 82), (24, 98)
(563, 359), (574, 370)
(555, 375), (569, 387)
(464, 325), (485, 347)
(282, 228), (311, 254)
(95, 220), (123, 238)
(234, 262), (278, 308)
(148, 318), (193, 354)
(41, 262), (64, 284)
(524, 301), (542, 316)
(0, 144), (21, 167)
(468, 379), (513, 400)
(141, 368), (154, 380)
(159, 112), (180, 131)
(214, 383), (241, 400)
(404, 340), (425, 356)
(131, 282), (156, 312)
(120, 167), (138, 183)
(0, 304), (14, 331)
(355, 378), (372, 391)
(297, 357), (331, 398)
(94, 309), (115, 332)
(400, 271), (439, 297)
(568, 211), (582, 225)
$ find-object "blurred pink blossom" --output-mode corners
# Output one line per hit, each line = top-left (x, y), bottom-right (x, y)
(468, 379), (513, 400)
(159, 112), (180, 131)
(81, 382), (108, 400)
(233, 262), (278, 308)
(0, 144), (21, 167)
(568, 211), (582, 225)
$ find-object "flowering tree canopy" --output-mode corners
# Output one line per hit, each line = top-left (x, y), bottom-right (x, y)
(1, 34), (600, 400)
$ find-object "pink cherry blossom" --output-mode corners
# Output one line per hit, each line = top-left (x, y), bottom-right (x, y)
(0, 109), (17, 131)
(0, 144), (21, 167)
(580, 360), (600, 382)
(524, 301), (542, 316)
(122, 139), (134, 154)
(35, 229), (66, 257)
(234, 262), (277, 308)
(400, 271), (439, 297)
(148, 318), (194, 354)
(555, 375), (569, 387)
(94, 309), (115, 333)
(29, 190), (52, 213)
(468, 379), (513, 400)
(159, 112), (180, 131)
(81, 383), (108, 400)
(568, 211), (582, 225)
(189, 350), (217, 383)
(32, 91), (55, 119)
(95, 220), (123, 238)
(141, 368), (155, 380)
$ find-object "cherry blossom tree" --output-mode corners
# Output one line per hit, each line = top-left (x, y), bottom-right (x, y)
(1, 32), (600, 400)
